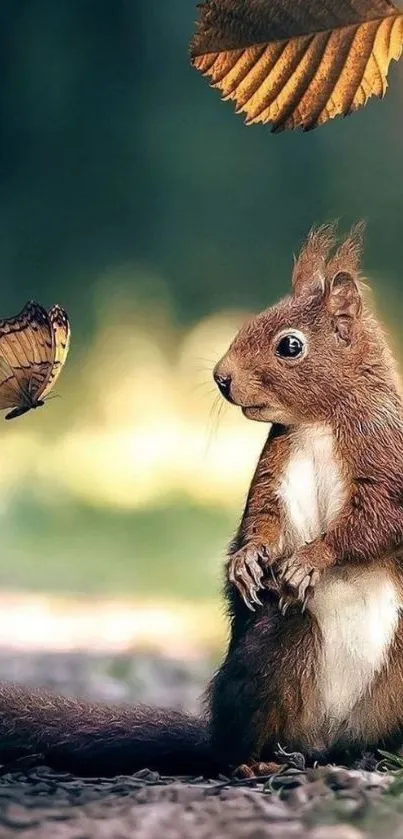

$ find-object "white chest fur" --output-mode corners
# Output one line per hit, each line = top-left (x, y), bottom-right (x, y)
(277, 423), (400, 726)
(312, 568), (400, 725)
(277, 423), (346, 549)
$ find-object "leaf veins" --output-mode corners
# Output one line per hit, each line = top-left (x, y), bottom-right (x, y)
(190, 0), (403, 131)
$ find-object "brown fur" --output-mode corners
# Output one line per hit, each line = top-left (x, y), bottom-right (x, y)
(210, 223), (403, 771)
(0, 683), (220, 777)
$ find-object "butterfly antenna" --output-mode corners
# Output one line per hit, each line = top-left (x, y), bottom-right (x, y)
(44, 393), (61, 402)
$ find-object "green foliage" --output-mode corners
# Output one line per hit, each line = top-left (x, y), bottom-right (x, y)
(0, 492), (233, 599)
(1, 1), (403, 327)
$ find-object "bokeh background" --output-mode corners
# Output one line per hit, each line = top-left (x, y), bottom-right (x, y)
(1, 0), (403, 673)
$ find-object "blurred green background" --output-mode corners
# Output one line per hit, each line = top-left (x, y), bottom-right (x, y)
(1, 1), (403, 647)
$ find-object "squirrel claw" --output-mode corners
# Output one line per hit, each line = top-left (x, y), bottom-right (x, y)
(297, 575), (311, 602)
(242, 580), (264, 611)
(228, 544), (270, 610)
(242, 593), (255, 612)
(277, 552), (321, 613)
(241, 586), (262, 612)
(250, 588), (263, 607)
(268, 564), (280, 591)
(279, 596), (291, 616)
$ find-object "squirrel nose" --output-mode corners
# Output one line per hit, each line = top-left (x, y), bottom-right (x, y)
(214, 372), (232, 400)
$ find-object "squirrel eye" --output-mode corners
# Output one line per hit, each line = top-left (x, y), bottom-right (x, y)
(275, 333), (305, 360)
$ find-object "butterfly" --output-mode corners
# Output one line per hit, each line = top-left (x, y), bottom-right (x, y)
(0, 301), (71, 420)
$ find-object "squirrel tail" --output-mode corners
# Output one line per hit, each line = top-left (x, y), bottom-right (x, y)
(0, 683), (223, 777)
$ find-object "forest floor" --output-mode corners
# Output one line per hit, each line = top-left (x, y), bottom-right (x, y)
(0, 763), (399, 839)
(0, 650), (403, 838)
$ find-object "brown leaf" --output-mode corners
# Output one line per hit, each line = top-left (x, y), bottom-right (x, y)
(190, 0), (403, 131)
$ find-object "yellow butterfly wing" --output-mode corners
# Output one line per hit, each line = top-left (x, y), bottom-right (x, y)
(0, 302), (53, 408)
(40, 304), (71, 399)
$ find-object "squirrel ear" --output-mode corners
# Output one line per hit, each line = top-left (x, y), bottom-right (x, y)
(292, 264), (325, 298)
(292, 224), (336, 299)
(327, 271), (362, 344)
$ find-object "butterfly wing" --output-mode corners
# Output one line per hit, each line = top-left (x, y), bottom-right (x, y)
(0, 301), (70, 415)
(40, 304), (70, 399)
(0, 301), (54, 406)
(0, 356), (27, 408)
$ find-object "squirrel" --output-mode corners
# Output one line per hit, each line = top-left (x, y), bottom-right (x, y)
(0, 222), (403, 778)
(209, 221), (403, 774)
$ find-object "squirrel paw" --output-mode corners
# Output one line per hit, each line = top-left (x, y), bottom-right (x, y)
(228, 545), (273, 611)
(234, 761), (281, 779)
(277, 551), (321, 614)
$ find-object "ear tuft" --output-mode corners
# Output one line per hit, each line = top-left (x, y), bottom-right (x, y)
(292, 223), (336, 298)
(327, 221), (366, 279)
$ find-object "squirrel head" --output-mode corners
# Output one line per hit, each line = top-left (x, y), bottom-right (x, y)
(214, 222), (399, 426)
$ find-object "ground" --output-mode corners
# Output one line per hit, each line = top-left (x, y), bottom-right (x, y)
(0, 763), (398, 839)
(0, 650), (402, 838)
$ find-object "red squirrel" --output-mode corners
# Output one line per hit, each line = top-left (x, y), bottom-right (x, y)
(0, 223), (403, 777)
(210, 221), (403, 774)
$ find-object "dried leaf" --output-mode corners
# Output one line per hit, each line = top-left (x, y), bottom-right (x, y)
(190, 0), (403, 131)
